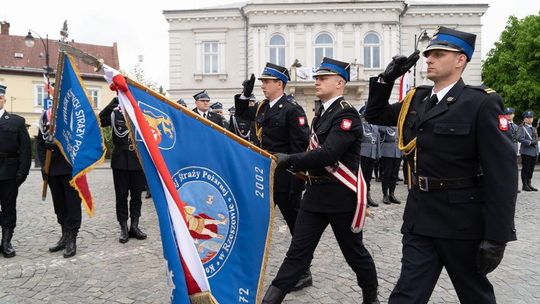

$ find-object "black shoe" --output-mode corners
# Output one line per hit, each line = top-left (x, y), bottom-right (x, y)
(119, 221), (129, 243)
(145, 191), (152, 199)
(362, 286), (380, 304)
(1, 228), (16, 258)
(382, 195), (391, 205)
(389, 193), (401, 204)
(523, 183), (533, 191)
(528, 180), (538, 191)
(397, 177), (404, 181)
(49, 226), (66, 252)
(262, 285), (286, 304)
(291, 270), (313, 291)
(129, 218), (147, 240)
(375, 177), (381, 183)
(367, 194), (379, 208)
(63, 230), (77, 258)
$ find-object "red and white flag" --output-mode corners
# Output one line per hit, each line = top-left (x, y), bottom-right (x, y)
(398, 71), (412, 102)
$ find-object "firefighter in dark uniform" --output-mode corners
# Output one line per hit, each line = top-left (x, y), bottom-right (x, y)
(517, 110), (538, 191)
(365, 27), (517, 304)
(378, 126), (402, 205)
(0, 84), (31, 258)
(262, 58), (379, 304)
(228, 105), (253, 142)
(99, 97), (147, 243)
(235, 62), (311, 291)
(209, 101), (229, 129)
(37, 110), (82, 258)
(192, 90), (225, 127)
(359, 106), (380, 207)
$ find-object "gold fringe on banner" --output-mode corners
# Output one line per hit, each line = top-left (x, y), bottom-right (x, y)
(189, 291), (219, 304)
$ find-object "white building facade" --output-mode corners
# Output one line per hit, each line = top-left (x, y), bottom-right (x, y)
(164, 0), (487, 119)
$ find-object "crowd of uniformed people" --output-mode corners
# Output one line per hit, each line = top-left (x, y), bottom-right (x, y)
(0, 25), (532, 304)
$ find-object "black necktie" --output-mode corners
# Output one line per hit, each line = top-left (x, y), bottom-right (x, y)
(425, 94), (438, 113)
(203, 113), (207, 118)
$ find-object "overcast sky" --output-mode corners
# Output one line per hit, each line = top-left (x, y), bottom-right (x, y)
(1, 0), (538, 89)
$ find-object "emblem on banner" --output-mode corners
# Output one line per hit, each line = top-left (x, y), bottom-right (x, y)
(172, 166), (239, 278)
(136, 101), (176, 150)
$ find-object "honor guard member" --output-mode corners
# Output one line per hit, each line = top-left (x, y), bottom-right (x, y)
(517, 110), (538, 192)
(359, 106), (380, 207)
(365, 26), (517, 303)
(37, 110), (82, 258)
(505, 107), (519, 153)
(99, 97), (147, 243)
(210, 101), (229, 129)
(177, 98), (187, 108)
(264, 58), (380, 304)
(193, 90), (225, 127)
(0, 84), (31, 258)
(378, 126), (402, 205)
(235, 62), (311, 291)
(227, 105), (253, 142)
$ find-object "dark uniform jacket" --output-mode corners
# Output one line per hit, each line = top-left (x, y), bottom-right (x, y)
(517, 123), (538, 157)
(99, 102), (142, 171)
(193, 108), (225, 127)
(228, 114), (253, 142)
(0, 111), (31, 180)
(365, 77), (517, 243)
(37, 130), (72, 177)
(287, 97), (362, 213)
(235, 93), (309, 192)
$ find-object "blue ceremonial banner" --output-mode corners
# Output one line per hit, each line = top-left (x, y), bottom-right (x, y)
(119, 79), (274, 303)
(54, 54), (105, 215)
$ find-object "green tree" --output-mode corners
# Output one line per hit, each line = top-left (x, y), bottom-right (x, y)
(482, 12), (540, 119)
(128, 63), (166, 96)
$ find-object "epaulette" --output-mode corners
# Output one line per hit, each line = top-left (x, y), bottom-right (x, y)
(339, 100), (352, 109)
(468, 85), (497, 94)
(288, 99), (299, 107)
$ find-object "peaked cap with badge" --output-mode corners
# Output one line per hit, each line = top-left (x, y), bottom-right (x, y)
(423, 26), (477, 62)
(313, 57), (351, 82)
(193, 90), (210, 101)
(258, 63), (290, 85)
(0, 84), (6, 95)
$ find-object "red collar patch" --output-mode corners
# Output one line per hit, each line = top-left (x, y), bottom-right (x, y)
(341, 119), (352, 130)
(498, 115), (509, 131)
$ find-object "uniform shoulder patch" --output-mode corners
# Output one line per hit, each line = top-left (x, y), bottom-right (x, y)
(339, 100), (352, 109)
(340, 118), (352, 130)
(468, 85), (497, 94)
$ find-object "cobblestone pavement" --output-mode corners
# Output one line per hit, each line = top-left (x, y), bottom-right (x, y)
(1, 166), (539, 303)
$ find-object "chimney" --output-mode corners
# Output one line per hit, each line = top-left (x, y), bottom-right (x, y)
(1, 21), (10, 35)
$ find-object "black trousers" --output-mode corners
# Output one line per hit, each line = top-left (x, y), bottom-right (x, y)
(361, 156), (375, 192)
(272, 209), (378, 293)
(48, 174), (82, 231)
(521, 154), (537, 180)
(0, 179), (18, 229)
(389, 234), (495, 304)
(274, 191), (299, 235)
(381, 157), (401, 195)
(112, 169), (146, 222)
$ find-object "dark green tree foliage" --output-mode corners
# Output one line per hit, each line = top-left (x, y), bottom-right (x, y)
(482, 12), (540, 119)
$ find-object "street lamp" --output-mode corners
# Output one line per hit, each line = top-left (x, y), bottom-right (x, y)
(413, 30), (431, 87)
(25, 30), (53, 101)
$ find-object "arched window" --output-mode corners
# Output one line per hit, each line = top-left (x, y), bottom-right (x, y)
(269, 34), (286, 67)
(314, 33), (334, 67)
(363, 32), (381, 69)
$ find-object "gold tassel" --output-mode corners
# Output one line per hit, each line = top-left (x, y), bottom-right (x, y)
(189, 291), (219, 304)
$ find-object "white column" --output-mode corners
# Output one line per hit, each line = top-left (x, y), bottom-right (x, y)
(252, 27), (259, 76)
(287, 25), (296, 66)
(383, 24), (391, 65)
(219, 41), (226, 74)
(336, 24), (344, 59)
(353, 24), (362, 63)
(304, 24), (313, 68)
(259, 26), (267, 73)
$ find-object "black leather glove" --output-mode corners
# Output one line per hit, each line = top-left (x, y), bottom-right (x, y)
(379, 50), (420, 84)
(242, 74), (256, 98)
(476, 240), (506, 275)
(274, 153), (291, 169)
(16, 173), (26, 187)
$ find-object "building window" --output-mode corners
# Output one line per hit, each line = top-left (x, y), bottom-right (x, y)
(88, 88), (99, 108)
(35, 85), (46, 107)
(202, 41), (219, 74)
(269, 34), (286, 67)
(363, 33), (381, 69)
(314, 33), (334, 67)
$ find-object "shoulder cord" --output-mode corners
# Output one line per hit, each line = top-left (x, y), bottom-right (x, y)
(111, 110), (129, 138)
(397, 89), (417, 189)
(232, 116), (251, 140)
